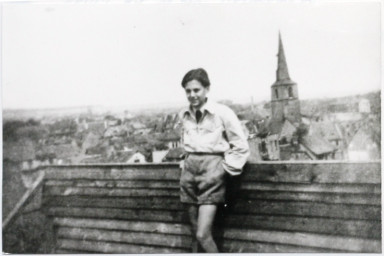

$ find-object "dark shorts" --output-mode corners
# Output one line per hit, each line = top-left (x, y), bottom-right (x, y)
(180, 153), (227, 205)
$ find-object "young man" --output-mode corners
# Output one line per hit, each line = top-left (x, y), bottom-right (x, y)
(179, 68), (249, 252)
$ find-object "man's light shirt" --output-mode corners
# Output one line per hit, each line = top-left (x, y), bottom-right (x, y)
(179, 101), (250, 175)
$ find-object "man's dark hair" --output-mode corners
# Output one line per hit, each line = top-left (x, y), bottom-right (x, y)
(181, 68), (210, 88)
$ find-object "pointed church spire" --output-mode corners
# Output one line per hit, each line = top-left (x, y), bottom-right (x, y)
(270, 31), (301, 124)
(276, 31), (293, 84)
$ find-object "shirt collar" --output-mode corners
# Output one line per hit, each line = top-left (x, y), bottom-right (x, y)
(182, 98), (216, 117)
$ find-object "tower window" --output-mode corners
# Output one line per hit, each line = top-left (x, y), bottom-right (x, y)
(261, 141), (267, 152)
(288, 87), (293, 97)
(275, 89), (279, 99)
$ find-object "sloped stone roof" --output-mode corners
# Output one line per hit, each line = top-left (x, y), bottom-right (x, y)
(164, 147), (185, 161)
(310, 121), (343, 141)
(111, 151), (136, 163)
(301, 133), (336, 156)
(267, 119), (296, 137)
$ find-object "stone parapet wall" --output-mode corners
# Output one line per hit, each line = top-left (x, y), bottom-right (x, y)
(41, 161), (381, 253)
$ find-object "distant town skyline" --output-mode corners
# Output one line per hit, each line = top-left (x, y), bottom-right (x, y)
(2, 1), (381, 110)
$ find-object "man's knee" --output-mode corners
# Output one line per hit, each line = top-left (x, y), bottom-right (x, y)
(196, 229), (210, 242)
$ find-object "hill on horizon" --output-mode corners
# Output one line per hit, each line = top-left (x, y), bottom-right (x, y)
(3, 90), (380, 121)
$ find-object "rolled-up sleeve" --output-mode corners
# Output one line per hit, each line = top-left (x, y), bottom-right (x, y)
(221, 107), (250, 176)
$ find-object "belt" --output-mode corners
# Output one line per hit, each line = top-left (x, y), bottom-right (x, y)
(186, 152), (224, 156)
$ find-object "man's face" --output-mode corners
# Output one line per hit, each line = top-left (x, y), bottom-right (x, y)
(184, 80), (209, 109)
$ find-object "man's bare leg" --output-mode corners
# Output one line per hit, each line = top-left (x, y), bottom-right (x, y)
(187, 205), (198, 252)
(196, 204), (219, 253)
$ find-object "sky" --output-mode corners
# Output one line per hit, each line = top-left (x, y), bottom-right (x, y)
(1, 1), (381, 110)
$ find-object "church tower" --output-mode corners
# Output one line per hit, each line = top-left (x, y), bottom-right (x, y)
(271, 32), (301, 124)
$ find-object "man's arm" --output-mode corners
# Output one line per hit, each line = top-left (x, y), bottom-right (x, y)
(176, 111), (185, 169)
(221, 107), (250, 176)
